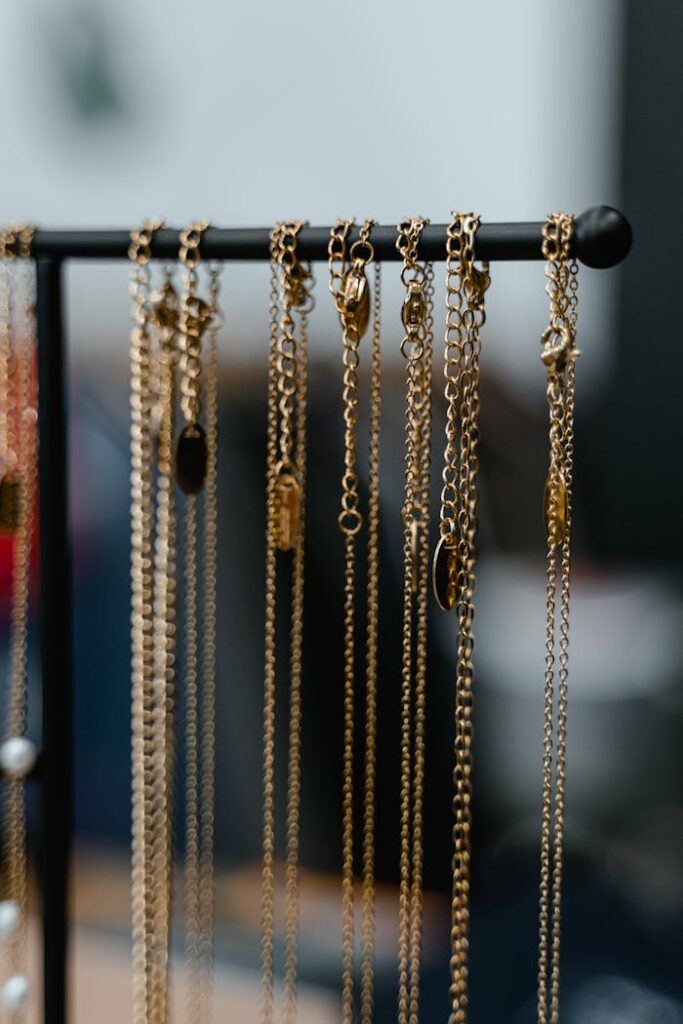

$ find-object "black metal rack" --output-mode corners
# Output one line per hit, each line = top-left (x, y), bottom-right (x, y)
(28, 205), (631, 1024)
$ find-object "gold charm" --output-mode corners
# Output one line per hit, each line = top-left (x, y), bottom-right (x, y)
(432, 534), (459, 611)
(339, 264), (370, 339)
(401, 280), (427, 336)
(151, 279), (178, 330)
(274, 471), (300, 552)
(0, 473), (23, 534)
(544, 471), (567, 546)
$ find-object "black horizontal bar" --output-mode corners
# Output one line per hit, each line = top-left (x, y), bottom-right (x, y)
(29, 206), (631, 270)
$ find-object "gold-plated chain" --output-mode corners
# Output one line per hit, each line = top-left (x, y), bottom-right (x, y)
(537, 212), (578, 1024)
(329, 218), (375, 1024)
(260, 221), (311, 1024)
(434, 214), (489, 1024)
(176, 220), (217, 1024)
(0, 225), (37, 1019)
(149, 264), (179, 1024)
(396, 217), (432, 1024)
(129, 220), (170, 1024)
(360, 259), (381, 1024)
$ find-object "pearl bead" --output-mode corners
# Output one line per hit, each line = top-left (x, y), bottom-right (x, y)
(22, 407), (38, 425)
(0, 900), (20, 938)
(1, 974), (28, 1011)
(0, 737), (37, 777)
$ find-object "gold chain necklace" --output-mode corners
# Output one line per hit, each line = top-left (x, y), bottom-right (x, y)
(537, 212), (578, 1024)
(0, 225), (37, 1019)
(130, 220), (181, 1024)
(328, 218), (376, 1024)
(177, 220), (217, 1024)
(396, 217), (433, 1024)
(433, 213), (489, 1024)
(260, 221), (311, 1024)
(360, 256), (381, 1024)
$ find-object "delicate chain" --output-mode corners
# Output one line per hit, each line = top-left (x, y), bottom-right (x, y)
(198, 264), (220, 1022)
(260, 246), (280, 1024)
(129, 220), (165, 1024)
(537, 213), (578, 1024)
(396, 217), (431, 1024)
(0, 225), (37, 1019)
(330, 218), (375, 1024)
(149, 265), (179, 1024)
(261, 222), (311, 1024)
(283, 230), (311, 1024)
(177, 220), (214, 1024)
(437, 214), (489, 1024)
(409, 260), (433, 1024)
(360, 260), (381, 1024)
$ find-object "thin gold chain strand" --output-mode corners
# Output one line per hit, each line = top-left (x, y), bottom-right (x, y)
(396, 217), (428, 1024)
(409, 261), (433, 1024)
(150, 266), (178, 1024)
(360, 261), (381, 1024)
(177, 219), (211, 1024)
(260, 244), (281, 1024)
(444, 214), (489, 1024)
(283, 233), (311, 1024)
(129, 222), (161, 1024)
(198, 265), (220, 1023)
(537, 213), (578, 1024)
(329, 218), (365, 1024)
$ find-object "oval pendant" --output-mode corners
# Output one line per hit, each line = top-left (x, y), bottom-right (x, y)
(432, 535), (459, 611)
(544, 472), (567, 546)
(274, 472), (300, 552)
(176, 424), (207, 495)
(0, 474), (23, 534)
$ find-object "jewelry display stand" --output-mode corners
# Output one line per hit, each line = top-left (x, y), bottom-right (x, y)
(26, 205), (631, 1024)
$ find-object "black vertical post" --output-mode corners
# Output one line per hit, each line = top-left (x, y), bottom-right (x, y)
(36, 258), (71, 1024)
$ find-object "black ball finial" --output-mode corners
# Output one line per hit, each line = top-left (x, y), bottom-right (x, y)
(574, 206), (632, 269)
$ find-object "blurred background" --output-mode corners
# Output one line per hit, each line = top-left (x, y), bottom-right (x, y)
(1, 0), (682, 1021)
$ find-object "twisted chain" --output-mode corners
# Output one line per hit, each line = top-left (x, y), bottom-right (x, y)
(537, 213), (578, 1024)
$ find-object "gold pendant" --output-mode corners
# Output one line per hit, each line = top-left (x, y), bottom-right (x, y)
(0, 473), (23, 534)
(432, 534), (459, 611)
(544, 472), (567, 545)
(274, 472), (300, 552)
(339, 264), (370, 339)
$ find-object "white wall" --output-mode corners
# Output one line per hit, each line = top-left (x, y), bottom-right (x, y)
(0, 0), (624, 394)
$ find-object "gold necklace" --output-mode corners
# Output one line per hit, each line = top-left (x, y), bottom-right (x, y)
(0, 224), (37, 1018)
(328, 218), (376, 1024)
(260, 221), (311, 1024)
(537, 212), (578, 1024)
(396, 217), (433, 1024)
(433, 213), (489, 1024)
(177, 220), (217, 1024)
(360, 256), (381, 1024)
(130, 220), (178, 1024)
